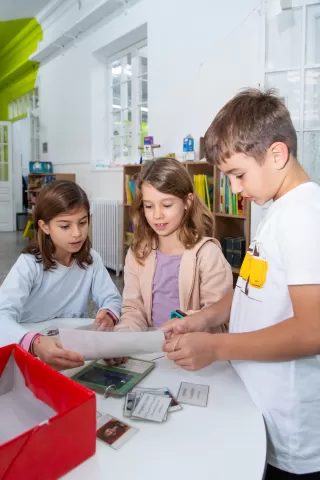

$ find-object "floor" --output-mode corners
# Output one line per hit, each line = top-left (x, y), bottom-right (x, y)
(0, 232), (123, 318)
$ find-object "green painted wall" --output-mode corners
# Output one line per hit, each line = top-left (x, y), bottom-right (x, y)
(0, 18), (43, 121)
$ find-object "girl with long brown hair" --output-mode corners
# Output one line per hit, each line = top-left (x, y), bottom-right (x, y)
(112, 158), (232, 331)
(0, 180), (122, 369)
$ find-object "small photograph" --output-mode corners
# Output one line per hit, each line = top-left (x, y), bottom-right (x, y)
(124, 392), (136, 417)
(96, 415), (138, 450)
(163, 390), (182, 412)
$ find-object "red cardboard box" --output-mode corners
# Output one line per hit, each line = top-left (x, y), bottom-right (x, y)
(0, 345), (96, 480)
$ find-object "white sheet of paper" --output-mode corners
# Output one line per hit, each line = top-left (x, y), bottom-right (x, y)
(59, 328), (165, 360)
(176, 382), (209, 407)
(131, 393), (171, 422)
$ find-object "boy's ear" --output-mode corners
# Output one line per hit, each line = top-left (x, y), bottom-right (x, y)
(270, 142), (290, 170)
(38, 219), (49, 235)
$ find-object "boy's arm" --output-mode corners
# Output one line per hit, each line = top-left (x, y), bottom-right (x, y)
(162, 290), (234, 335)
(165, 285), (320, 369)
(165, 204), (320, 369)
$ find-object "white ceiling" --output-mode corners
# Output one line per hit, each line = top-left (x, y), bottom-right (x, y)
(0, 0), (52, 21)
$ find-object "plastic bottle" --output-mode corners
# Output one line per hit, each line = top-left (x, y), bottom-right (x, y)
(183, 134), (195, 161)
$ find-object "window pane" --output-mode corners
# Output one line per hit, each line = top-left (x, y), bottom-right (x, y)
(139, 77), (148, 104)
(34, 87), (39, 109)
(303, 131), (320, 184)
(124, 53), (132, 79)
(306, 4), (320, 65)
(265, 7), (302, 70)
(4, 144), (8, 163)
(123, 136), (132, 158)
(18, 97), (23, 116)
(3, 125), (7, 143)
(123, 108), (132, 124)
(139, 106), (148, 125)
(113, 144), (121, 163)
(139, 46), (148, 76)
(0, 163), (8, 181)
(265, 70), (301, 128)
(8, 102), (13, 120)
(112, 112), (121, 136)
(123, 79), (132, 108)
(112, 59), (121, 85)
(112, 83), (121, 108)
(304, 68), (320, 128)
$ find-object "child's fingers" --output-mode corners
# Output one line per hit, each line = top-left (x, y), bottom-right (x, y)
(56, 347), (84, 363)
(50, 358), (85, 370)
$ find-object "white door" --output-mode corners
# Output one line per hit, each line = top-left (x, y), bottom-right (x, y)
(12, 116), (31, 219)
(0, 122), (13, 232)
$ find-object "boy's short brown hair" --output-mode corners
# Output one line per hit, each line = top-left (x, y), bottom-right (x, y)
(204, 88), (297, 165)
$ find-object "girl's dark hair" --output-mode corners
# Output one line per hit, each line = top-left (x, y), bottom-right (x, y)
(131, 157), (214, 263)
(23, 180), (92, 270)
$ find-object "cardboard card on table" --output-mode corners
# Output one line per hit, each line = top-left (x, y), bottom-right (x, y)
(132, 386), (182, 413)
(177, 382), (209, 407)
(131, 393), (172, 423)
(96, 414), (138, 450)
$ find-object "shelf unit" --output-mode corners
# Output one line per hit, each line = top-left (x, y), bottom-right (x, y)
(26, 173), (76, 236)
(123, 160), (251, 282)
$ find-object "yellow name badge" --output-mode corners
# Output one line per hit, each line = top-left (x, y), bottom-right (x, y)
(249, 257), (268, 289)
(239, 242), (268, 289)
(239, 252), (251, 280)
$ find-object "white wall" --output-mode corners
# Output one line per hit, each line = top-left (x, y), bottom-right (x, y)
(38, 0), (264, 229)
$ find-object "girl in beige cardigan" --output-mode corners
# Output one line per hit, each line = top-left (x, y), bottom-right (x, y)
(114, 158), (232, 332)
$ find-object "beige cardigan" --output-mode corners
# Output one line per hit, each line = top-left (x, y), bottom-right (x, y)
(115, 237), (233, 332)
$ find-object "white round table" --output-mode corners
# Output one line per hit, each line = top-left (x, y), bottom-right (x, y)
(27, 318), (267, 480)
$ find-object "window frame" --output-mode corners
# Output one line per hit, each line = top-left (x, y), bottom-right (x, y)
(263, 1), (320, 182)
(107, 39), (148, 166)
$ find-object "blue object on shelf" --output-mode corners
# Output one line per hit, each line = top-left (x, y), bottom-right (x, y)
(29, 161), (53, 173)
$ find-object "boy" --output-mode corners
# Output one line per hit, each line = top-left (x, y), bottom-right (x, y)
(163, 89), (320, 479)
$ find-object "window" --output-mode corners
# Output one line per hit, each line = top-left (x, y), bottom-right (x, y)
(265, 1), (320, 183)
(109, 42), (148, 165)
(8, 88), (40, 162)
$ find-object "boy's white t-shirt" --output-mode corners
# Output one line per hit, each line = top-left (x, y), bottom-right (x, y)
(230, 182), (320, 475)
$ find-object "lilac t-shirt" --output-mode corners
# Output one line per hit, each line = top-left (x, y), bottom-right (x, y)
(151, 249), (182, 329)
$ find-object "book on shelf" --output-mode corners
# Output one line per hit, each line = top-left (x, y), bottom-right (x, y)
(219, 172), (244, 215)
(221, 237), (246, 269)
(125, 175), (138, 205)
(193, 174), (213, 209)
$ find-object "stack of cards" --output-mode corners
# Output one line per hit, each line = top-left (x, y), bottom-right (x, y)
(96, 414), (138, 450)
(124, 386), (182, 423)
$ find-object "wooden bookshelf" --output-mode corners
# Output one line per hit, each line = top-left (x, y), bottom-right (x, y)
(26, 173), (76, 237)
(122, 160), (251, 282)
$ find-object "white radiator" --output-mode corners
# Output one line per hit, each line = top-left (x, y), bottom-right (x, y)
(92, 199), (123, 276)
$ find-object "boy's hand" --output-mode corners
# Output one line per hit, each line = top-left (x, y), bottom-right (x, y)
(32, 335), (85, 370)
(163, 332), (218, 371)
(161, 312), (209, 339)
(95, 309), (115, 330)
